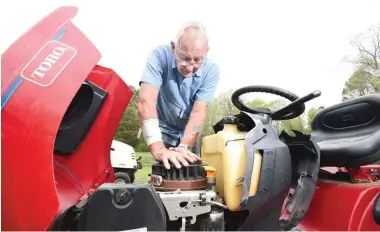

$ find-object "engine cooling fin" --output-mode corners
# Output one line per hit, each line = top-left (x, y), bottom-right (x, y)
(149, 162), (207, 191)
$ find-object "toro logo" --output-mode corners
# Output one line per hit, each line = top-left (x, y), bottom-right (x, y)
(21, 40), (76, 87)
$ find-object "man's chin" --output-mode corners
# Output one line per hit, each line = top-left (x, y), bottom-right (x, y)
(180, 71), (194, 77)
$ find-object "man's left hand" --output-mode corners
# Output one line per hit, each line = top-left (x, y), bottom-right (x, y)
(169, 146), (202, 163)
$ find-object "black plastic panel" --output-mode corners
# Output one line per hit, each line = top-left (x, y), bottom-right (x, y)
(311, 94), (380, 167)
(54, 79), (107, 155)
(77, 183), (166, 231)
(279, 130), (321, 230)
(374, 192), (380, 225)
(233, 112), (292, 231)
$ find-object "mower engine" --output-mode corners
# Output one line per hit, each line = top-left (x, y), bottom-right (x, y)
(150, 163), (226, 231)
(77, 162), (226, 231)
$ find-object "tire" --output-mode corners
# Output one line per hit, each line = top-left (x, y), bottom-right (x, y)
(114, 172), (131, 184)
(130, 173), (135, 183)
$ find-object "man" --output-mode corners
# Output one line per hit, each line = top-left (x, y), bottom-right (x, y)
(137, 21), (220, 169)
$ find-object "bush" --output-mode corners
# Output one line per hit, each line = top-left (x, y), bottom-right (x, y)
(135, 140), (149, 152)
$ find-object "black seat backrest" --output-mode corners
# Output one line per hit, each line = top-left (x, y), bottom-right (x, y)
(311, 94), (380, 167)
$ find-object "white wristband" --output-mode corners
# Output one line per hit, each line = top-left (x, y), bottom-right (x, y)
(141, 118), (162, 146)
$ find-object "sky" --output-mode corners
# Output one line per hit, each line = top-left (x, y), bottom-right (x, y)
(1, 0), (380, 110)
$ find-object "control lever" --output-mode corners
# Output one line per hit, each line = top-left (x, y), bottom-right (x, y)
(271, 90), (321, 119)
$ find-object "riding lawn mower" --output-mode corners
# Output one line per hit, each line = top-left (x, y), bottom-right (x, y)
(1, 6), (380, 231)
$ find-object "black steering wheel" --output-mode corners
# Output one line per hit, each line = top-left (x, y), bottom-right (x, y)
(231, 85), (306, 120)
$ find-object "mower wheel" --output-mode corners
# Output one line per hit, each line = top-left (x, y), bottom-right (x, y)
(114, 172), (131, 184)
(130, 173), (135, 183)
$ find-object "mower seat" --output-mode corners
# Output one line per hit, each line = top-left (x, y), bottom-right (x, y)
(311, 94), (380, 167)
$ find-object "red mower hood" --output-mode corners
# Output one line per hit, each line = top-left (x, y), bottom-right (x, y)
(1, 6), (133, 230)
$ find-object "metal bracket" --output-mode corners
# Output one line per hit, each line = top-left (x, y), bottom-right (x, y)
(157, 190), (218, 224)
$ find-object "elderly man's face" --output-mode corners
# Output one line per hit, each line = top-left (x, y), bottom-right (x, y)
(172, 36), (208, 77)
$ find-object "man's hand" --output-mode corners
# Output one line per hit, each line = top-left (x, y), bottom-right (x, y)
(169, 146), (202, 162)
(153, 147), (198, 169)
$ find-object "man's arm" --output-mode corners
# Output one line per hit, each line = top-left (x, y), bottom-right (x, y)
(179, 101), (208, 148)
(137, 49), (167, 158)
(179, 64), (220, 149)
(137, 83), (166, 157)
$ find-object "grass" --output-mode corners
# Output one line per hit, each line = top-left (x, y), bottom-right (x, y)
(135, 152), (156, 183)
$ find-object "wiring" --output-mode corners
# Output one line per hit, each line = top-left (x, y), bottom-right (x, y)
(54, 161), (87, 195)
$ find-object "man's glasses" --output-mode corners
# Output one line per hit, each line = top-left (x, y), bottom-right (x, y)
(175, 49), (204, 68)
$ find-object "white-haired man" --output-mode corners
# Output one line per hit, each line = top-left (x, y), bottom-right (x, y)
(137, 22), (220, 169)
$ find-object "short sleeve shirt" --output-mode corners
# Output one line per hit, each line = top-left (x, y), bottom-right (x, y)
(139, 43), (220, 146)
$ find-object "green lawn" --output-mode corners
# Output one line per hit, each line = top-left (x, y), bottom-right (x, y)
(135, 152), (156, 183)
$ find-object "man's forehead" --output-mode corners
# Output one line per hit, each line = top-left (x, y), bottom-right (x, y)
(178, 40), (207, 56)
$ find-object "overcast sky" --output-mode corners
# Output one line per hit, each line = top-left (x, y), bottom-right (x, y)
(1, 0), (380, 110)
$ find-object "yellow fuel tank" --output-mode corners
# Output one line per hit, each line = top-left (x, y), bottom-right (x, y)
(201, 116), (262, 211)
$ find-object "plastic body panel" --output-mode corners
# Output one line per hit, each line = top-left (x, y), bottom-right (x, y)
(110, 140), (138, 169)
(297, 179), (380, 231)
(207, 112), (292, 231)
(374, 192), (380, 225)
(311, 94), (380, 167)
(77, 183), (167, 231)
(1, 6), (100, 231)
(279, 130), (321, 230)
(53, 65), (133, 216)
(1, 6), (133, 231)
(237, 113), (292, 231)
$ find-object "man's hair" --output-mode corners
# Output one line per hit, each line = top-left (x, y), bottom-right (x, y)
(175, 21), (209, 51)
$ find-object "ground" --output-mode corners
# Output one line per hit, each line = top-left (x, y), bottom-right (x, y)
(135, 152), (156, 183)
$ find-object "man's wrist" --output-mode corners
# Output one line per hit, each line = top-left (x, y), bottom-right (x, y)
(149, 141), (166, 160)
(178, 143), (191, 150)
(141, 118), (162, 146)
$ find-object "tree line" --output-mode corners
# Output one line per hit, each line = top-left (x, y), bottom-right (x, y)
(114, 23), (380, 152)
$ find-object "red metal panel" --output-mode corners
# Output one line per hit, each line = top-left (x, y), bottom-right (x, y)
(1, 6), (104, 230)
(297, 179), (380, 231)
(53, 65), (133, 214)
(1, 6), (78, 95)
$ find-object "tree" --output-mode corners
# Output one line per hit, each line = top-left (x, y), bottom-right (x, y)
(114, 86), (149, 151)
(342, 67), (380, 100)
(201, 89), (241, 137)
(305, 106), (325, 133)
(343, 23), (380, 100)
(348, 23), (380, 75)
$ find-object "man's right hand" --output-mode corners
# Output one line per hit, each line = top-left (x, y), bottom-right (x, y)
(153, 147), (196, 169)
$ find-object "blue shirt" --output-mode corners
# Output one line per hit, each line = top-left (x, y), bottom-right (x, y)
(139, 43), (220, 146)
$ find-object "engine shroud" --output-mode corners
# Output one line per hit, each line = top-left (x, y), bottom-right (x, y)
(150, 162), (207, 191)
